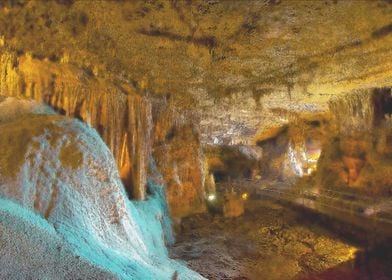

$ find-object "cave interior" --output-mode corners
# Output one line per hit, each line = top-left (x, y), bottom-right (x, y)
(0, 1), (391, 280)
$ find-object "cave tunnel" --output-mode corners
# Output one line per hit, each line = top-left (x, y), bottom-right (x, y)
(212, 170), (227, 183)
(0, 1), (391, 280)
(373, 88), (392, 126)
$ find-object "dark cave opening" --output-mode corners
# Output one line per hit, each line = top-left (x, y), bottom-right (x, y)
(373, 88), (392, 126)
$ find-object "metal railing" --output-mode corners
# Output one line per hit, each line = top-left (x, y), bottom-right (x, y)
(215, 179), (392, 228)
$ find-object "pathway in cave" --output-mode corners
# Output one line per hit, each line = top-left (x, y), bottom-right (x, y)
(170, 197), (392, 280)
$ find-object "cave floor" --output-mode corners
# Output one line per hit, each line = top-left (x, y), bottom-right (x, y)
(170, 199), (392, 280)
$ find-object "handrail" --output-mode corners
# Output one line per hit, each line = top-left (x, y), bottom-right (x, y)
(216, 179), (380, 202)
(215, 179), (392, 227)
(256, 187), (392, 226)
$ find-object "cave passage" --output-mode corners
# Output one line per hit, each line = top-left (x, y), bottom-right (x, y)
(170, 104), (392, 279)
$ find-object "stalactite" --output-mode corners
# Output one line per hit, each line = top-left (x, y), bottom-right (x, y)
(0, 52), (151, 200)
(328, 89), (374, 134)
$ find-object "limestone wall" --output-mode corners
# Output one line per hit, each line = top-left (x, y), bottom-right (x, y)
(0, 52), (151, 199)
(317, 88), (392, 195)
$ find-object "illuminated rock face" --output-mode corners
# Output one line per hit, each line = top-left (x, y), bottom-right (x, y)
(253, 112), (328, 181)
(0, 98), (203, 279)
(203, 112), (327, 184)
(317, 88), (392, 195)
(153, 101), (206, 218)
(0, 51), (208, 217)
(0, 52), (151, 200)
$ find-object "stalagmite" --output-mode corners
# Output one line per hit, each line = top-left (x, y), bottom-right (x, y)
(317, 88), (392, 194)
(152, 99), (206, 218)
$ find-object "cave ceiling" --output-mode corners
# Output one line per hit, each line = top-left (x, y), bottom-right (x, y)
(1, 0), (392, 143)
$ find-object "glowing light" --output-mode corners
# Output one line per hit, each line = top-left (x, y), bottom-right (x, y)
(307, 151), (321, 163)
(207, 194), (216, 201)
(348, 248), (358, 260)
(241, 192), (249, 200)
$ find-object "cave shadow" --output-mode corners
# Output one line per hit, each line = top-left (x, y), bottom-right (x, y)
(297, 243), (392, 280)
(282, 204), (392, 280)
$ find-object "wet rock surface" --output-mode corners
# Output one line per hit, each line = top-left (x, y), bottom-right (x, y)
(0, 97), (204, 280)
(170, 199), (381, 280)
(0, 52), (152, 199)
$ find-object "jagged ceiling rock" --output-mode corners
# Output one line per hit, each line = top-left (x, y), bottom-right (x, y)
(0, 0), (391, 142)
(196, 88), (329, 144)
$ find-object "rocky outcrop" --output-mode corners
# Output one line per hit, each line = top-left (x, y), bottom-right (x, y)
(0, 97), (203, 279)
(222, 193), (245, 218)
(255, 112), (328, 181)
(152, 100), (206, 218)
(202, 110), (328, 184)
(205, 144), (263, 182)
(317, 88), (392, 195)
(0, 52), (151, 199)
